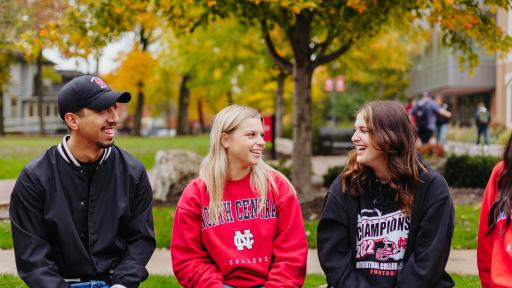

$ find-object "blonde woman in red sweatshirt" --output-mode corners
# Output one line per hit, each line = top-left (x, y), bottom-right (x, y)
(171, 104), (307, 288)
(478, 133), (512, 287)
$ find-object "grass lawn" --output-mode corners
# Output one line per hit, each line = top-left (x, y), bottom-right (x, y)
(0, 273), (481, 287)
(153, 207), (175, 249)
(0, 135), (209, 179)
(0, 204), (481, 250)
(0, 221), (12, 249)
(453, 204), (480, 249)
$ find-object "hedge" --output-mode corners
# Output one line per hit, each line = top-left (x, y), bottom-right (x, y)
(323, 165), (345, 188)
(443, 155), (500, 188)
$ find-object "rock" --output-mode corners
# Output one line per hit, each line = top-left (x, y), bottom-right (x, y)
(275, 138), (293, 156)
(149, 150), (203, 202)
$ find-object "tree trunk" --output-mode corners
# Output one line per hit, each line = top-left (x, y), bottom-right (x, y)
(288, 12), (314, 202)
(176, 74), (190, 135)
(227, 91), (234, 104)
(198, 98), (206, 133)
(291, 65), (314, 202)
(94, 52), (101, 75)
(35, 50), (45, 135)
(0, 88), (4, 136)
(133, 81), (144, 136)
(275, 70), (286, 138)
(132, 26), (150, 136)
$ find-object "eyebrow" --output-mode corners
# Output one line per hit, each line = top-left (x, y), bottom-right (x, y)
(244, 129), (263, 133)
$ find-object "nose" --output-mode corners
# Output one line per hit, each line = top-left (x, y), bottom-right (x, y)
(107, 106), (119, 123)
(351, 131), (360, 143)
(257, 135), (265, 146)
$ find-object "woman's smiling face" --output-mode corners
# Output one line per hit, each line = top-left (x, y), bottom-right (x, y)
(352, 112), (386, 172)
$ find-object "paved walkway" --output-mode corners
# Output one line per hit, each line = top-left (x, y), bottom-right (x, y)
(0, 248), (477, 276)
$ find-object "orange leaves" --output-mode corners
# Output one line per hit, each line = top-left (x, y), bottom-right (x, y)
(39, 28), (49, 37)
(347, 0), (368, 13)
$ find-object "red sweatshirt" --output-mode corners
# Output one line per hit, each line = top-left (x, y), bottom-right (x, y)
(171, 172), (308, 288)
(478, 161), (512, 288)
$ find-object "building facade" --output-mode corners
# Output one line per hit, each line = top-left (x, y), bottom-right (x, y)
(3, 56), (82, 133)
(407, 25), (496, 127)
(495, 8), (512, 128)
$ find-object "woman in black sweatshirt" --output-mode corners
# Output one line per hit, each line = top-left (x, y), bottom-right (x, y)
(317, 101), (454, 288)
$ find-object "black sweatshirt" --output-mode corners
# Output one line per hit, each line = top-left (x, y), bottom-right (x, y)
(317, 168), (454, 288)
(10, 136), (156, 288)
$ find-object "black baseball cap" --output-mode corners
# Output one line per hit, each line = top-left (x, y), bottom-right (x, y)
(58, 75), (131, 119)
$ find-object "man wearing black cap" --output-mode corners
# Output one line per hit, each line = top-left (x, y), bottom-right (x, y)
(9, 75), (156, 288)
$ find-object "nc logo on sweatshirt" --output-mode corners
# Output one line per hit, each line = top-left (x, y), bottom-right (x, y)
(234, 230), (254, 250)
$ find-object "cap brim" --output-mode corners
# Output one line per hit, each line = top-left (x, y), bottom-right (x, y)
(87, 91), (131, 111)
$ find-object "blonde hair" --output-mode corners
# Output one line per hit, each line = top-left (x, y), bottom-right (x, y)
(199, 104), (295, 222)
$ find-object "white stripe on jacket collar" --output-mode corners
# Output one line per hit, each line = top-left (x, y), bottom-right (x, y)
(57, 135), (111, 167)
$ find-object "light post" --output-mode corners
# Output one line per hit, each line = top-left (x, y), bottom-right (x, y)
(323, 76), (345, 125)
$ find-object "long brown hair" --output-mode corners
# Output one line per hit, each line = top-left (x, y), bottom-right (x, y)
(342, 101), (425, 215)
(487, 133), (512, 234)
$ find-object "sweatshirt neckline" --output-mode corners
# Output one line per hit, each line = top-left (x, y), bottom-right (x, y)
(227, 171), (251, 184)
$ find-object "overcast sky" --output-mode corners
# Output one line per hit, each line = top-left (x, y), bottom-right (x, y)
(43, 34), (134, 75)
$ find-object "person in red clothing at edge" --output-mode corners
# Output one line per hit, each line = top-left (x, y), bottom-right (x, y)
(478, 133), (512, 287)
(318, 101), (455, 288)
(170, 104), (308, 288)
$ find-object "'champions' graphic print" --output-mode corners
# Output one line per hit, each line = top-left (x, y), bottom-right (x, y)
(356, 208), (410, 277)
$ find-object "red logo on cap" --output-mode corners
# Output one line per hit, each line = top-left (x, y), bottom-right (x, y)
(90, 77), (109, 89)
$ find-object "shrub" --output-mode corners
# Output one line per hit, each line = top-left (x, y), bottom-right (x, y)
(497, 129), (511, 145)
(443, 155), (500, 188)
(323, 165), (344, 187)
(417, 143), (445, 158)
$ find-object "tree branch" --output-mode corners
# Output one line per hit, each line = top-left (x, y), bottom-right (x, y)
(260, 19), (293, 73)
(313, 41), (352, 68)
(314, 28), (333, 57)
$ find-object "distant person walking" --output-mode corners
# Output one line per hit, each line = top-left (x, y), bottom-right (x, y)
(412, 92), (451, 145)
(477, 133), (512, 287)
(475, 102), (491, 145)
(435, 94), (451, 146)
(318, 101), (455, 287)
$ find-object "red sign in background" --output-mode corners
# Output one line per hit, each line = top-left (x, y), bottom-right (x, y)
(263, 116), (273, 142)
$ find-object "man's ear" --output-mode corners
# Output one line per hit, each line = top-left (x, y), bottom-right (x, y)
(220, 132), (230, 149)
(64, 113), (80, 131)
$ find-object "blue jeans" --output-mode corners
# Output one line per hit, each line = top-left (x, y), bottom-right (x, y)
(477, 125), (489, 145)
(69, 280), (110, 288)
(436, 123), (448, 145)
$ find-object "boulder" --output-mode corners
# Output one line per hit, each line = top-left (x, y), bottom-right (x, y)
(149, 149), (203, 202)
(275, 137), (293, 155)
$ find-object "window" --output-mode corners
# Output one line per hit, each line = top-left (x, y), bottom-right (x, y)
(10, 98), (18, 117)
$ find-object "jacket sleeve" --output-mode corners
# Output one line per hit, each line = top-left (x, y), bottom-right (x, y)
(171, 183), (224, 288)
(397, 176), (455, 288)
(111, 170), (156, 288)
(265, 189), (308, 288)
(317, 177), (369, 288)
(477, 162), (502, 287)
(9, 169), (68, 288)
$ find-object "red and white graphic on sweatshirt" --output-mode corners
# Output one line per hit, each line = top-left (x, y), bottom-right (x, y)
(356, 209), (410, 277)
